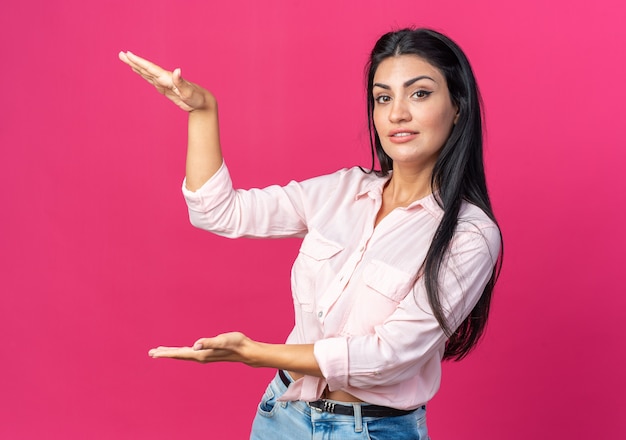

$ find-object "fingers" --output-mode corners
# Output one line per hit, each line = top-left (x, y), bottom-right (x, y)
(119, 50), (174, 89)
(119, 51), (163, 77)
(148, 344), (224, 364)
(148, 346), (209, 363)
(148, 346), (188, 358)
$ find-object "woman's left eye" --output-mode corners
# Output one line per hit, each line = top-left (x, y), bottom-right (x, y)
(411, 90), (432, 99)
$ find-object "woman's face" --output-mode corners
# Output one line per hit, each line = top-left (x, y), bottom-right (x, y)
(372, 55), (458, 172)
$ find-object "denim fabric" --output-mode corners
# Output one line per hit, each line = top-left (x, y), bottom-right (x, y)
(250, 372), (429, 440)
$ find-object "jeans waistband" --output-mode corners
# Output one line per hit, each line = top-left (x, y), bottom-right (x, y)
(278, 370), (423, 418)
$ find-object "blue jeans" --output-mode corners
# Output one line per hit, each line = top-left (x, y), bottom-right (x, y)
(250, 372), (429, 440)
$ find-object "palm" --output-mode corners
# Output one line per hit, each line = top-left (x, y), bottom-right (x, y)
(148, 332), (249, 364)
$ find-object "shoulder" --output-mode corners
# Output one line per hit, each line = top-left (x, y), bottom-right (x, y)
(457, 202), (497, 229)
(453, 202), (502, 263)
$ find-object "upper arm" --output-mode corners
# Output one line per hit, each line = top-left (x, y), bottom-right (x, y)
(183, 163), (345, 239)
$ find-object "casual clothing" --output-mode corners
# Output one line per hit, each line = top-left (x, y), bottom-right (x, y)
(250, 371), (429, 440)
(183, 162), (500, 410)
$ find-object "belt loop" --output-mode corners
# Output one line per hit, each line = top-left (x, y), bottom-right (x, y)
(353, 403), (363, 433)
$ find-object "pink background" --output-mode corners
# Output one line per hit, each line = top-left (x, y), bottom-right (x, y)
(1, 0), (625, 438)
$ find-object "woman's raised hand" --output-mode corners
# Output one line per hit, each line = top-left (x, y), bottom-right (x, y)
(119, 51), (214, 112)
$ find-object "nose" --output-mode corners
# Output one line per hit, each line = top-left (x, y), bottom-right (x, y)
(389, 98), (411, 123)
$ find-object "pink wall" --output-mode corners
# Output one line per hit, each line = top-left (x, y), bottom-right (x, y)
(1, 0), (625, 438)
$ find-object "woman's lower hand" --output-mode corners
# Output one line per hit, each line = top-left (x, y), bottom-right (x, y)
(149, 331), (253, 364)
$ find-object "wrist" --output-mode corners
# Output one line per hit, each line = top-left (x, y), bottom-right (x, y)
(241, 338), (264, 368)
(189, 90), (217, 114)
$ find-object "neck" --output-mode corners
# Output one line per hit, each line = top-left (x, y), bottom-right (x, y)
(384, 164), (434, 206)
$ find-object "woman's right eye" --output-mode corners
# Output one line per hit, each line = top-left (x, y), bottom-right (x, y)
(375, 95), (391, 104)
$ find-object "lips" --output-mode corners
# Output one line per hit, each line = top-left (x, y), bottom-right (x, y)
(391, 132), (417, 137)
(388, 129), (419, 143)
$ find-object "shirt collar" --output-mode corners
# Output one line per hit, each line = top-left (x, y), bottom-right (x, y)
(355, 172), (444, 219)
(355, 173), (390, 200)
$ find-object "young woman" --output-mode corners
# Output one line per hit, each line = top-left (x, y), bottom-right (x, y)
(119, 28), (502, 439)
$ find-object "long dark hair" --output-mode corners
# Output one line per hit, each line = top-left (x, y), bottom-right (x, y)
(365, 28), (503, 361)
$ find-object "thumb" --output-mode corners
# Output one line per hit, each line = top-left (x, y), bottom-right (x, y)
(172, 68), (184, 87)
(193, 338), (209, 350)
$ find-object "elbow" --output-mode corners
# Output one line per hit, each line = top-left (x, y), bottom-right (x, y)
(188, 211), (206, 230)
(350, 351), (405, 389)
(187, 209), (222, 233)
(187, 208), (241, 238)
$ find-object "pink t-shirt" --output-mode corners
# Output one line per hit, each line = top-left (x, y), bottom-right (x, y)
(183, 162), (500, 410)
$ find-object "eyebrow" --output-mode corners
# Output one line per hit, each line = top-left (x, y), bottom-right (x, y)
(373, 75), (437, 90)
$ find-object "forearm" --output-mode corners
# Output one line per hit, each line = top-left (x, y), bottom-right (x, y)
(245, 340), (323, 378)
(185, 100), (223, 191)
